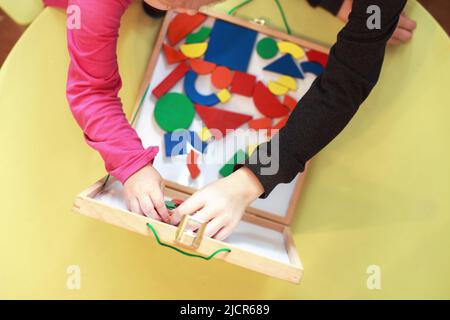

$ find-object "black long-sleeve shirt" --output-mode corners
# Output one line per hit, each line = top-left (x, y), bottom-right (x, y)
(245, 0), (407, 198)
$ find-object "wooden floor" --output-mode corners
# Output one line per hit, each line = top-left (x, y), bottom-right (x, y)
(1, 1), (449, 66)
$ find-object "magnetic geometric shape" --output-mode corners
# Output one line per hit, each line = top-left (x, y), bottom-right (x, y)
(195, 104), (253, 139)
(164, 130), (190, 157)
(186, 26), (212, 44)
(276, 75), (297, 91)
(167, 13), (207, 46)
(204, 19), (258, 72)
(248, 117), (272, 130)
(187, 150), (200, 179)
(300, 61), (324, 76)
(217, 89), (231, 103)
(306, 49), (329, 67)
(283, 95), (298, 111)
(247, 144), (258, 156)
(253, 82), (290, 118)
(162, 43), (187, 65)
(189, 59), (216, 75)
(180, 42), (208, 58)
(266, 115), (290, 138)
(263, 54), (304, 79)
(219, 150), (248, 177)
(211, 66), (233, 89)
(184, 71), (220, 106)
(152, 62), (190, 99)
(154, 93), (195, 132)
(230, 71), (257, 97)
(256, 37), (278, 59)
(189, 131), (209, 153)
(277, 41), (305, 59)
(268, 81), (289, 96)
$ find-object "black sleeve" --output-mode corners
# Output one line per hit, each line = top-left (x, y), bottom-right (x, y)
(245, 0), (406, 198)
(307, 0), (345, 16)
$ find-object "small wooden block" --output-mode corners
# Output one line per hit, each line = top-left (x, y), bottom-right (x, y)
(300, 61), (324, 76)
(189, 59), (216, 75)
(306, 49), (329, 67)
(154, 93), (195, 132)
(230, 71), (257, 97)
(248, 117), (272, 130)
(198, 127), (212, 141)
(219, 150), (248, 177)
(253, 82), (290, 118)
(152, 62), (190, 99)
(268, 81), (289, 96)
(186, 26), (212, 44)
(195, 104), (253, 139)
(162, 43), (187, 65)
(263, 54), (304, 79)
(167, 13), (207, 45)
(184, 71), (220, 106)
(217, 89), (231, 103)
(211, 66), (233, 89)
(276, 75), (297, 91)
(277, 41), (305, 59)
(283, 95), (298, 111)
(180, 43), (208, 58)
(187, 150), (201, 179)
(256, 37), (278, 59)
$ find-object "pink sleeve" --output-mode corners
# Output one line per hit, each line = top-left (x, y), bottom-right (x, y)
(66, 0), (158, 184)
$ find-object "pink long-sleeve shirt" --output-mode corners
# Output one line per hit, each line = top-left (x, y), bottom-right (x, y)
(66, 0), (158, 184)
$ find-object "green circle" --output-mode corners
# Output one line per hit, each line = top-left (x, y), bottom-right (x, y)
(256, 37), (278, 59)
(154, 93), (195, 132)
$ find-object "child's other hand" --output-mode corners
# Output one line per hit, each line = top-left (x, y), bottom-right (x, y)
(124, 164), (170, 222)
(337, 0), (416, 45)
(170, 167), (264, 240)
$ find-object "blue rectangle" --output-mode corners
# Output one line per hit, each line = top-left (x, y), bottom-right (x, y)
(204, 19), (257, 73)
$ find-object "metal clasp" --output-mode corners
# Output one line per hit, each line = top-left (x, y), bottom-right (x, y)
(175, 215), (206, 249)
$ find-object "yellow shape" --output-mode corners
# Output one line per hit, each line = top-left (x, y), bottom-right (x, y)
(217, 89), (231, 103)
(199, 127), (212, 142)
(277, 75), (297, 91)
(180, 42), (208, 58)
(247, 144), (258, 156)
(277, 41), (305, 59)
(268, 81), (289, 96)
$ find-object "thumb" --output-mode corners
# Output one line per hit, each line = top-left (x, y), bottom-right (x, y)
(170, 193), (204, 225)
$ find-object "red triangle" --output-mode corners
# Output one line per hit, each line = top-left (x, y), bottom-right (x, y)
(163, 44), (186, 65)
(195, 105), (252, 139)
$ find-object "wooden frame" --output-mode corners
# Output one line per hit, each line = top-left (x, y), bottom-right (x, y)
(73, 10), (329, 284)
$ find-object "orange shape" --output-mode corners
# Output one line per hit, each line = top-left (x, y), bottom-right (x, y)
(167, 13), (207, 46)
(187, 150), (200, 179)
(189, 59), (216, 75)
(283, 95), (298, 111)
(248, 118), (272, 130)
(211, 66), (233, 89)
(163, 44), (187, 65)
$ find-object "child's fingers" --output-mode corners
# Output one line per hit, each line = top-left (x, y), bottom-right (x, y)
(204, 216), (227, 238)
(392, 27), (413, 43)
(399, 13), (417, 31)
(214, 226), (233, 241)
(148, 189), (169, 222)
(138, 194), (160, 221)
(129, 197), (143, 215)
(170, 193), (204, 225)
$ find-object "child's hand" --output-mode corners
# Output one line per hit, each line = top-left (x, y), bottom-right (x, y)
(170, 167), (264, 240)
(337, 0), (416, 45)
(124, 164), (170, 222)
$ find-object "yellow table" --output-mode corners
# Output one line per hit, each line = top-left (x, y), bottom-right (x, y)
(0, 0), (449, 299)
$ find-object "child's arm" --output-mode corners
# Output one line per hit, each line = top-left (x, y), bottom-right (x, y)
(173, 0), (407, 240)
(66, 0), (168, 221)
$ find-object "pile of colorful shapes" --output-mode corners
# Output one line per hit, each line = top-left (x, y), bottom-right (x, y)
(150, 13), (328, 180)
